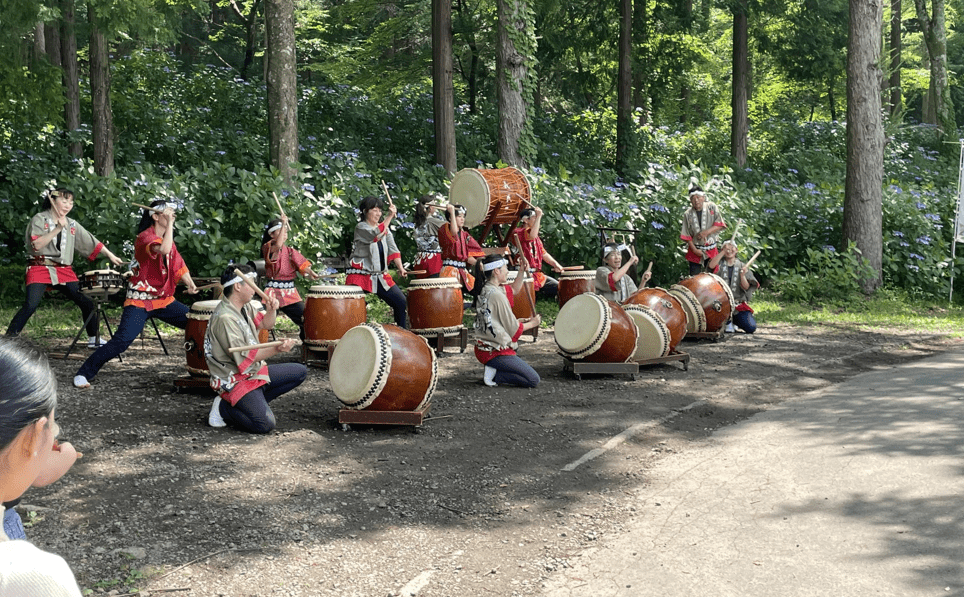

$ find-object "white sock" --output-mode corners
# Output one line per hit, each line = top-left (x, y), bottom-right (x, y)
(73, 375), (90, 388)
(208, 397), (226, 428)
(483, 366), (498, 387)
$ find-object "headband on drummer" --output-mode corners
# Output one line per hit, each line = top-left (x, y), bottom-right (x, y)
(688, 185), (705, 199)
(482, 258), (506, 272)
(266, 222), (283, 235)
(602, 244), (628, 257)
(149, 200), (179, 212)
(223, 271), (258, 288)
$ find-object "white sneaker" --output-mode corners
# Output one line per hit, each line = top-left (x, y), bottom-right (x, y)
(87, 336), (108, 348)
(725, 323), (736, 333)
(208, 397), (226, 428)
(483, 366), (498, 387)
(73, 375), (90, 389)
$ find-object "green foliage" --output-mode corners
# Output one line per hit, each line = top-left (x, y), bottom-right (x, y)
(769, 245), (876, 304)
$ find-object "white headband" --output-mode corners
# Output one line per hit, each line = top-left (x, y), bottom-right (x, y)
(223, 271), (257, 288)
(151, 202), (178, 212)
(483, 259), (506, 272)
(267, 222), (283, 234)
(603, 245), (627, 257)
(689, 190), (704, 199)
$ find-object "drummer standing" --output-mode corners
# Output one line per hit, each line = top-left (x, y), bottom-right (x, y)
(73, 200), (198, 388)
(204, 264), (306, 432)
(345, 196), (409, 328)
(439, 203), (485, 292)
(595, 242), (649, 302)
(680, 184), (726, 275)
(6, 188), (124, 346)
(511, 207), (565, 298)
(411, 194), (445, 278)
(261, 215), (320, 339)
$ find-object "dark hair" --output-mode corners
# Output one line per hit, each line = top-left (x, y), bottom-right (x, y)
(688, 184), (704, 195)
(471, 253), (507, 300)
(262, 218), (283, 247)
(137, 199), (170, 233)
(0, 340), (57, 454)
(358, 196), (384, 222)
(444, 204), (466, 224)
(414, 194), (435, 228)
(41, 188), (74, 211)
(519, 208), (536, 221)
(220, 263), (256, 298)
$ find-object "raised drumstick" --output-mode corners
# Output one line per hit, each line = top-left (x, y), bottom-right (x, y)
(132, 202), (166, 214)
(644, 261), (653, 276)
(730, 219), (743, 243)
(743, 250), (762, 270)
(272, 192), (292, 232)
(232, 268), (270, 302)
(380, 180), (395, 208)
(228, 339), (302, 354)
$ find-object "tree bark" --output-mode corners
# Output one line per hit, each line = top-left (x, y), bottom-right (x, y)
(888, 0), (901, 116)
(33, 22), (46, 68)
(61, 0), (81, 157)
(496, 0), (532, 168)
(730, 3), (749, 168)
(632, 0), (648, 124)
(615, 0), (633, 176)
(843, 0), (884, 293)
(913, 0), (954, 132)
(45, 21), (61, 68)
(265, 0), (299, 182)
(89, 13), (114, 176)
(433, 0), (457, 175)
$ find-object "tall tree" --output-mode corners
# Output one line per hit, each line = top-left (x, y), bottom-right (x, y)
(265, 0), (298, 181)
(632, 0), (648, 124)
(433, 0), (457, 174)
(615, 0), (632, 175)
(61, 0), (81, 158)
(89, 10), (114, 175)
(888, 0), (901, 116)
(731, 0), (749, 167)
(843, 0), (883, 292)
(913, 0), (954, 133)
(496, 0), (535, 168)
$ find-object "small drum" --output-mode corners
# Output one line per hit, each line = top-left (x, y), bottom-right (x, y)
(555, 293), (638, 363)
(622, 287), (687, 351)
(304, 285), (367, 348)
(80, 269), (125, 296)
(184, 300), (221, 377)
(557, 271), (596, 308)
(621, 304), (671, 360)
(330, 323), (438, 411)
(407, 277), (463, 335)
(450, 167), (531, 229)
(675, 273), (735, 333)
(505, 270), (537, 320)
(668, 285), (706, 333)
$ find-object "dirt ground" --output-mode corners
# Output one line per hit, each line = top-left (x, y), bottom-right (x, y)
(20, 320), (959, 597)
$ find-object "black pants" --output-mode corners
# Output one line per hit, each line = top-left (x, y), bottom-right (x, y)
(280, 301), (306, 339)
(7, 282), (98, 337)
(219, 363), (308, 433)
(375, 284), (407, 329)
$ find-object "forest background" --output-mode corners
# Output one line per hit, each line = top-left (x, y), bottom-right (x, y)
(1, 0), (963, 305)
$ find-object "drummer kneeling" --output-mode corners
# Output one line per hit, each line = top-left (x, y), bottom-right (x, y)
(204, 264), (307, 433)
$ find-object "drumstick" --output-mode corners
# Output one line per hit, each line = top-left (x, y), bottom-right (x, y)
(232, 267), (270, 302)
(562, 265), (584, 271)
(132, 202), (166, 214)
(380, 180), (395, 209)
(644, 261), (653, 276)
(194, 282), (222, 292)
(272, 192), (292, 232)
(228, 339), (303, 353)
(406, 270), (427, 276)
(743, 250), (762, 270)
(730, 219), (743, 243)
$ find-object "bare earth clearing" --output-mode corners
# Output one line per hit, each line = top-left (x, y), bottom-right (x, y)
(20, 322), (958, 596)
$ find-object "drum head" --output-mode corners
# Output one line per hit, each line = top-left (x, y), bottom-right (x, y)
(622, 304), (671, 359)
(188, 300), (222, 319)
(330, 324), (391, 408)
(450, 169), (489, 228)
(555, 293), (609, 358)
(669, 285), (707, 333)
(408, 277), (461, 290)
(308, 285), (366, 299)
(559, 271), (595, 280)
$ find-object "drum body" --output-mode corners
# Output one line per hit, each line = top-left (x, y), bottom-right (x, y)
(304, 285), (367, 347)
(504, 271), (537, 320)
(675, 273), (735, 333)
(622, 304), (671, 360)
(557, 271), (596, 308)
(450, 167), (531, 228)
(184, 300), (221, 377)
(330, 323), (438, 411)
(622, 287), (687, 351)
(80, 269), (125, 296)
(407, 277), (463, 335)
(668, 285), (707, 334)
(555, 293), (638, 363)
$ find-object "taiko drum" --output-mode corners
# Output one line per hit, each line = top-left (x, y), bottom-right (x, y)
(505, 271), (537, 320)
(557, 271), (596, 308)
(184, 300), (220, 377)
(407, 277), (464, 335)
(304, 285), (367, 348)
(450, 167), (531, 229)
(621, 304), (672, 360)
(554, 293), (639, 363)
(622, 287), (687, 351)
(675, 273), (735, 333)
(329, 323), (438, 411)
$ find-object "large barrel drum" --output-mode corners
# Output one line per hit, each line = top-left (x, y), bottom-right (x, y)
(621, 304), (672, 360)
(622, 287), (687, 351)
(555, 293), (638, 363)
(304, 285), (367, 348)
(184, 300), (221, 377)
(504, 271), (537, 320)
(407, 277), (463, 335)
(674, 273), (735, 333)
(557, 271), (596, 308)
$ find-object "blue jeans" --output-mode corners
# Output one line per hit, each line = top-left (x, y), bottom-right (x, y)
(733, 310), (757, 334)
(219, 363), (307, 434)
(3, 505), (26, 541)
(76, 301), (190, 380)
(487, 354), (540, 388)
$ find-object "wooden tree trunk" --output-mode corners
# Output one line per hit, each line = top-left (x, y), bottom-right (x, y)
(730, 4), (749, 168)
(496, 0), (531, 169)
(615, 0), (633, 176)
(33, 23), (45, 67)
(914, 0), (955, 132)
(61, 0), (81, 158)
(240, 0), (262, 80)
(632, 0), (648, 125)
(889, 0), (902, 115)
(433, 0), (457, 175)
(265, 0), (298, 182)
(45, 21), (61, 68)
(89, 15), (114, 176)
(843, 0), (884, 293)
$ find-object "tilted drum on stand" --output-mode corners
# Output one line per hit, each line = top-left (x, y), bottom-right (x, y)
(450, 167), (531, 229)
(621, 304), (671, 360)
(674, 273), (735, 333)
(554, 293), (638, 364)
(622, 287), (687, 352)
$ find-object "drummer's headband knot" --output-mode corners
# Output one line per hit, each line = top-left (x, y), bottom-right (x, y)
(483, 259), (506, 272)
(223, 271), (257, 288)
(267, 222), (283, 234)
